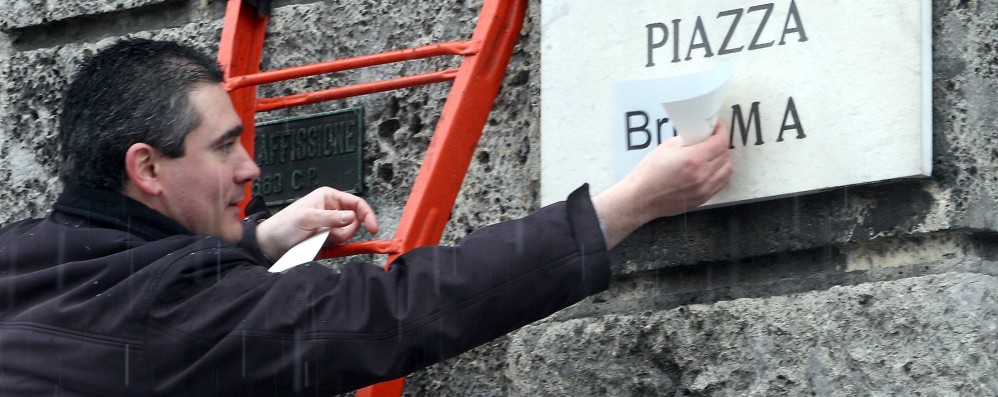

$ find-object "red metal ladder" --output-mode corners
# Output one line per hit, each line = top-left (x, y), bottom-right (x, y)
(216, 0), (527, 395)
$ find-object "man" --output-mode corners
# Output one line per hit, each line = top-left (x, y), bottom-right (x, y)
(0, 39), (731, 395)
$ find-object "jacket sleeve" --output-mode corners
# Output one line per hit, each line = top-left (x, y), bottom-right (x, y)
(144, 185), (610, 395)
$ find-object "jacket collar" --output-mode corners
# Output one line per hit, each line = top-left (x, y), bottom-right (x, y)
(53, 183), (192, 241)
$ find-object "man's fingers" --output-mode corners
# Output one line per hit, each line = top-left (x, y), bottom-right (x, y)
(703, 158), (733, 199)
(329, 210), (358, 228)
(347, 200), (378, 235)
(321, 189), (379, 235)
(660, 136), (685, 149)
(328, 220), (362, 245)
(699, 124), (730, 160)
(360, 211), (379, 235)
(705, 145), (731, 175)
(293, 208), (353, 230)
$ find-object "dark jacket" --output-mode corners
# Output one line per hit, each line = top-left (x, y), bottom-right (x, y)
(0, 184), (609, 396)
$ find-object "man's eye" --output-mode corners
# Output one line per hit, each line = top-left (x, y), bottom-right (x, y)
(221, 141), (236, 154)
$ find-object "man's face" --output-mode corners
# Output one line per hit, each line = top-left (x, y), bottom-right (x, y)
(156, 83), (260, 244)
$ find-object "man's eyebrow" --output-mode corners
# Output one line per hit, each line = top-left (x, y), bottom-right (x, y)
(212, 125), (244, 146)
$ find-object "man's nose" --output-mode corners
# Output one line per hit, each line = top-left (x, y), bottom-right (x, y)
(235, 143), (261, 184)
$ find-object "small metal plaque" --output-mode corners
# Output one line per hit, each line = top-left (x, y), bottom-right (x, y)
(253, 108), (364, 207)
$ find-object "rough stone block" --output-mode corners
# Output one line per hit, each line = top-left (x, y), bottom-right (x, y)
(506, 271), (998, 396)
(0, 0), (177, 31)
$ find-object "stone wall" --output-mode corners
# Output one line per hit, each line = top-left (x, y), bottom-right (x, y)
(0, 0), (995, 395)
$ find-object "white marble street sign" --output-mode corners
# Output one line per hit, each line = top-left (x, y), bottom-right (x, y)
(540, 0), (932, 207)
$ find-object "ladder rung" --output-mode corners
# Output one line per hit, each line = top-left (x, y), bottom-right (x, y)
(318, 239), (404, 258)
(226, 41), (478, 92)
(255, 68), (460, 112)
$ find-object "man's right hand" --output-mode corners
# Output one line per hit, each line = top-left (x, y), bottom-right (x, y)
(255, 187), (379, 260)
(592, 123), (732, 249)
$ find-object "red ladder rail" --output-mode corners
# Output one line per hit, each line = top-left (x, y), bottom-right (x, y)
(216, 0), (528, 395)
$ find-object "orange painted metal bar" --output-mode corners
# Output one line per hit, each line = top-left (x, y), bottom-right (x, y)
(256, 68), (459, 112)
(318, 239), (402, 258)
(218, 0), (268, 217)
(217, 0), (527, 395)
(226, 41), (478, 92)
(382, 0), (527, 264)
(356, 0), (527, 394)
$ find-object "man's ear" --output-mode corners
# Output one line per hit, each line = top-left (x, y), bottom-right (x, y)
(125, 143), (163, 196)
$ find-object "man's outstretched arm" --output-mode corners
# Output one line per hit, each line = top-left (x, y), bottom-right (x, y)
(254, 123), (731, 258)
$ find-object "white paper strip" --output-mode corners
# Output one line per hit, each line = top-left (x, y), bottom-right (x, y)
(268, 229), (331, 273)
(661, 59), (738, 145)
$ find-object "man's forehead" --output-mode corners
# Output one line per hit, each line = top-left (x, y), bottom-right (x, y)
(188, 83), (243, 142)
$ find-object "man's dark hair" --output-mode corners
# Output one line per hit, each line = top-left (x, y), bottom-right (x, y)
(59, 38), (225, 191)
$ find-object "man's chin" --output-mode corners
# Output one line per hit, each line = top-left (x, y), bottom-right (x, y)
(219, 220), (245, 245)
(220, 232), (244, 246)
